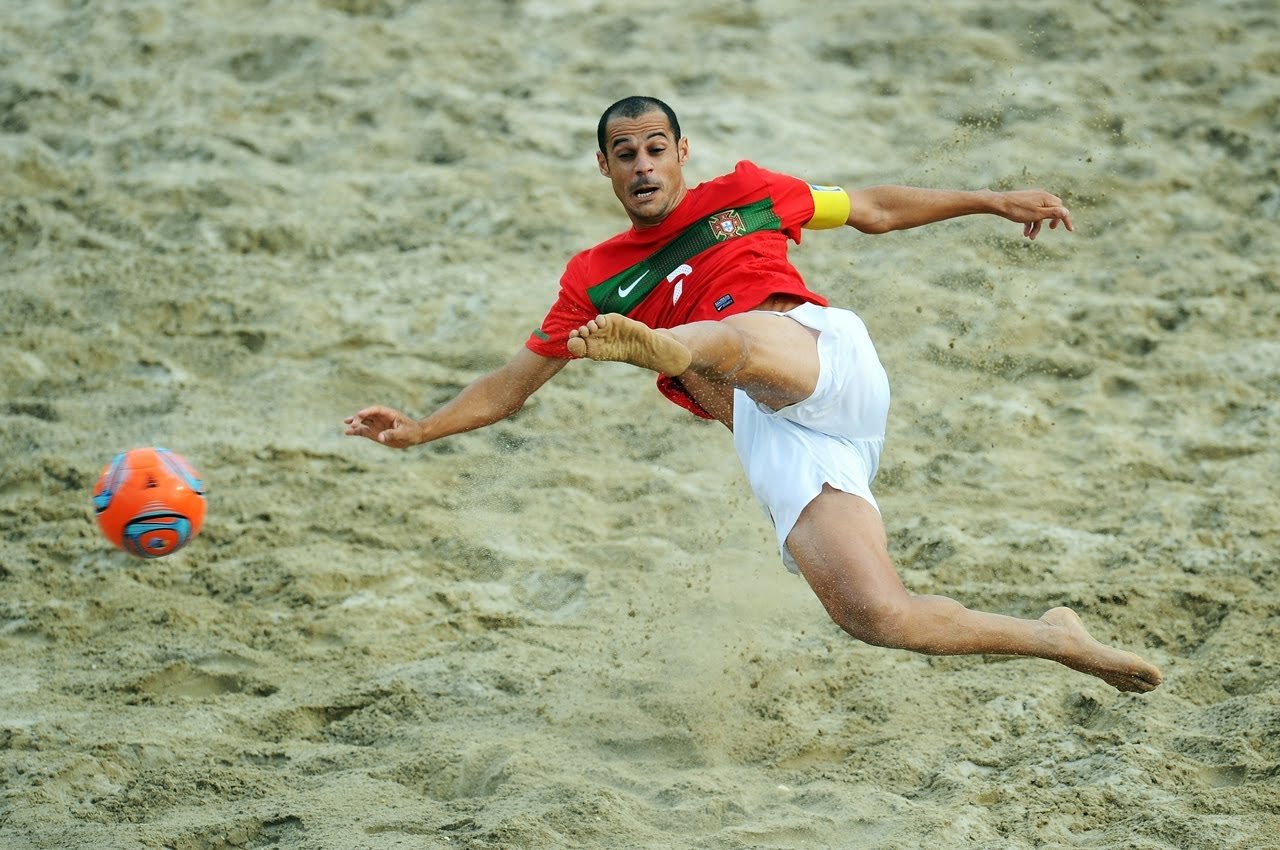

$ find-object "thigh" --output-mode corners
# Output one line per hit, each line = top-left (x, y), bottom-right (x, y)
(786, 485), (910, 618)
(720, 311), (821, 411)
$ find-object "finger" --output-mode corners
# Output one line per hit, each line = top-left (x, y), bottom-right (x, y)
(1060, 207), (1074, 232)
(1027, 219), (1042, 240)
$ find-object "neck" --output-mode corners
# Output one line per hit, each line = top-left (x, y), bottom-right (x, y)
(630, 185), (688, 230)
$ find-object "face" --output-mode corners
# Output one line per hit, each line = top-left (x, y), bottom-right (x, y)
(597, 111), (689, 229)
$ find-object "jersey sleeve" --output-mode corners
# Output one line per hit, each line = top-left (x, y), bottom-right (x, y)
(750, 164), (812, 238)
(525, 264), (596, 359)
(750, 164), (848, 236)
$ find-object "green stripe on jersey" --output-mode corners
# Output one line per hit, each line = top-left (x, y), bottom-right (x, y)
(585, 198), (782, 315)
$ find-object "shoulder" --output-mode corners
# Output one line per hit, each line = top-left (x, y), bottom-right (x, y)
(714, 162), (826, 235)
(562, 229), (632, 284)
(697, 160), (809, 198)
(698, 160), (769, 190)
(581, 228), (636, 260)
(685, 161), (795, 210)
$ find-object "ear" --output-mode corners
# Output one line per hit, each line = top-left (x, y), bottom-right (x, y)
(597, 150), (610, 177)
(677, 136), (689, 166)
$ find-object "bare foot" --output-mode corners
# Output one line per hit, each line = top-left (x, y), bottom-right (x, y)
(566, 313), (692, 376)
(1041, 607), (1163, 693)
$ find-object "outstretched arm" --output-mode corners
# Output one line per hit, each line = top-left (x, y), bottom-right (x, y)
(846, 185), (1074, 239)
(344, 347), (568, 449)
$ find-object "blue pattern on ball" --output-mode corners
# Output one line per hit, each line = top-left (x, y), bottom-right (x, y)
(122, 512), (194, 559)
(155, 447), (207, 497)
(93, 453), (129, 514)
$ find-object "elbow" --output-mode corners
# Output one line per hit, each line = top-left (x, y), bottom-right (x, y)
(499, 392), (533, 421)
(847, 209), (896, 235)
(849, 218), (894, 235)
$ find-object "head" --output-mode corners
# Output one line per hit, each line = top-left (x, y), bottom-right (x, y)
(596, 96), (689, 229)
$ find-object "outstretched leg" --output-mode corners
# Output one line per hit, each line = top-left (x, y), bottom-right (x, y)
(787, 485), (1164, 693)
(570, 313), (1163, 692)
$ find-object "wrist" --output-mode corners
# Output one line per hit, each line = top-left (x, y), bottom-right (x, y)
(411, 418), (434, 446)
(975, 188), (1004, 215)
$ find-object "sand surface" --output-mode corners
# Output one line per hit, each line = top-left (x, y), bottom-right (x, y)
(2, 1), (1278, 848)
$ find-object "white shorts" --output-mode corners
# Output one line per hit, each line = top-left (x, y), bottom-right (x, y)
(731, 303), (890, 574)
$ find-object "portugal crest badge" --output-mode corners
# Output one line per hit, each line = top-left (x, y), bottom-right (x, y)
(709, 209), (746, 241)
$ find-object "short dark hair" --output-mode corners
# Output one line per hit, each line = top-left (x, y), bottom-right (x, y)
(597, 96), (682, 155)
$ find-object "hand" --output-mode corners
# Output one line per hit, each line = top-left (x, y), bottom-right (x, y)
(995, 189), (1075, 240)
(343, 405), (424, 449)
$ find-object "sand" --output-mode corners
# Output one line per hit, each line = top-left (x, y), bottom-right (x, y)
(2, 1), (1278, 847)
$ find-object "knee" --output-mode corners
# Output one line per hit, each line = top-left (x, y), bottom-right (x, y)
(682, 322), (749, 379)
(828, 596), (914, 650)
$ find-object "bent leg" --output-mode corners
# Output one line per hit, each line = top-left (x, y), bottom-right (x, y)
(787, 485), (1164, 693)
(567, 311), (821, 413)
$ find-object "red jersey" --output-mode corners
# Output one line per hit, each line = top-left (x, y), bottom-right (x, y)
(527, 160), (833, 417)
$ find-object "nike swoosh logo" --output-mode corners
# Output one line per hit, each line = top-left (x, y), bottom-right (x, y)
(617, 271), (646, 298)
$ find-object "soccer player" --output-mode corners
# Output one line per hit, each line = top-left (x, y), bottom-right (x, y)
(345, 96), (1163, 694)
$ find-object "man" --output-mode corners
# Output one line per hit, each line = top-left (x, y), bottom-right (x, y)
(346, 96), (1163, 694)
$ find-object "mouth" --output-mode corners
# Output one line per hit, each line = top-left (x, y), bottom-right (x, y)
(631, 182), (660, 202)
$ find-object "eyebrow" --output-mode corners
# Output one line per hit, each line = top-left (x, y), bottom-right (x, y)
(611, 130), (671, 150)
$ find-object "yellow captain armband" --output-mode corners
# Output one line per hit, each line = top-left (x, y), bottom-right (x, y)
(804, 184), (851, 229)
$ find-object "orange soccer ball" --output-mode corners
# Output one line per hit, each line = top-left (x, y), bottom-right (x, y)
(92, 447), (207, 558)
